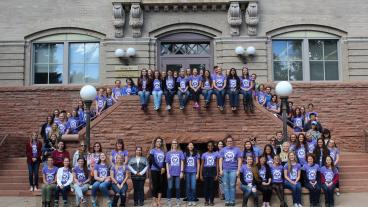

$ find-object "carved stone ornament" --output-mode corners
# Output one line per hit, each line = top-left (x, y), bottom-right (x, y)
(245, 2), (259, 36)
(113, 3), (125, 38)
(227, 2), (242, 36)
(129, 3), (144, 38)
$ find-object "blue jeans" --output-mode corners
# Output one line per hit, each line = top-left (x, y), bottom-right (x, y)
(322, 183), (336, 206)
(167, 176), (180, 200)
(164, 90), (176, 106)
(177, 90), (189, 107)
(223, 170), (237, 204)
(240, 184), (258, 206)
(92, 181), (111, 200)
(28, 160), (40, 187)
(185, 173), (196, 202)
(284, 180), (302, 204)
(112, 183), (128, 196)
(202, 89), (213, 104)
(228, 90), (239, 107)
(138, 91), (150, 105)
(213, 89), (225, 107)
(152, 90), (163, 109)
(72, 184), (89, 205)
(241, 90), (254, 109)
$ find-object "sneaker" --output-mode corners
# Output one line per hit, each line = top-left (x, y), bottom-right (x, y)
(166, 105), (171, 111)
(180, 106), (184, 110)
(294, 204), (298, 207)
(219, 106), (224, 111)
(192, 202), (197, 206)
(209, 202), (214, 206)
(34, 186), (39, 191)
(92, 201), (98, 207)
(176, 199), (181, 207)
(29, 186), (34, 192)
(297, 204), (303, 207)
(336, 191), (340, 196)
(204, 202), (209, 206)
(188, 202), (192, 206)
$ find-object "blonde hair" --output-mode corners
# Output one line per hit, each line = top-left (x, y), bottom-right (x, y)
(287, 151), (298, 172)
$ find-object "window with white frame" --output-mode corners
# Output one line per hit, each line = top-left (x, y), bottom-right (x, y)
(32, 34), (100, 84)
(272, 31), (340, 81)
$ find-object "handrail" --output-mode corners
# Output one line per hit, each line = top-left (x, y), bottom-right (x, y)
(0, 134), (9, 147)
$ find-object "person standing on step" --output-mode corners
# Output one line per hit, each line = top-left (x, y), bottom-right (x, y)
(112, 80), (123, 103)
(128, 146), (149, 206)
(138, 68), (152, 111)
(200, 141), (218, 206)
(26, 132), (42, 192)
(189, 68), (202, 110)
(327, 139), (340, 196)
(256, 84), (267, 107)
(257, 156), (272, 207)
(92, 152), (112, 207)
(239, 156), (259, 207)
(320, 155), (339, 207)
(217, 140), (225, 200)
(163, 70), (177, 111)
(41, 156), (58, 207)
(239, 66), (254, 113)
(201, 70), (213, 108)
(219, 135), (243, 206)
(184, 142), (200, 206)
(313, 138), (329, 167)
(111, 154), (129, 207)
(212, 66), (227, 111)
(166, 139), (185, 207)
(177, 68), (190, 110)
(227, 68), (240, 111)
(302, 154), (321, 207)
(151, 70), (163, 111)
(95, 88), (106, 116)
(284, 152), (303, 207)
(271, 155), (287, 207)
(72, 157), (91, 207)
(110, 139), (129, 165)
(55, 157), (73, 207)
(148, 137), (167, 207)
(106, 87), (115, 109)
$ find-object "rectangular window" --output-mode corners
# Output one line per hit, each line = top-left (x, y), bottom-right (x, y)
(309, 39), (339, 80)
(33, 43), (64, 84)
(69, 43), (100, 84)
(273, 40), (303, 81)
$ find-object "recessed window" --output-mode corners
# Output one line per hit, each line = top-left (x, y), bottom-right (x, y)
(309, 40), (339, 80)
(69, 43), (99, 84)
(273, 40), (303, 81)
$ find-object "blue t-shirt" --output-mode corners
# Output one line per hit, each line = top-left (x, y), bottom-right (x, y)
(283, 163), (301, 182)
(307, 140), (317, 154)
(240, 164), (254, 184)
(201, 151), (218, 167)
(165, 150), (185, 176)
(73, 166), (89, 183)
(149, 148), (165, 171)
(66, 117), (79, 134)
(106, 96), (114, 108)
(219, 146), (242, 170)
(177, 76), (188, 91)
(184, 153), (199, 173)
(302, 163), (319, 182)
(257, 91), (266, 105)
(112, 87), (122, 97)
(293, 116), (304, 132)
(58, 122), (67, 135)
(214, 75), (225, 89)
(190, 75), (202, 88)
(270, 164), (283, 183)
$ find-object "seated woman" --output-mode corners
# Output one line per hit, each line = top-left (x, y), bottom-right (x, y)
(177, 68), (190, 110)
(239, 156), (259, 207)
(327, 139), (340, 196)
(51, 141), (70, 168)
(151, 70), (163, 111)
(212, 66), (227, 111)
(92, 152), (112, 207)
(201, 70), (213, 108)
(122, 78), (138, 96)
(72, 157), (91, 206)
(95, 88), (106, 116)
(266, 95), (280, 114)
(302, 154), (321, 207)
(137, 69), (153, 110)
(41, 156), (58, 207)
(163, 70), (177, 111)
(189, 68), (202, 110)
(55, 157), (73, 207)
(65, 109), (80, 134)
(227, 68), (240, 111)
(320, 156), (339, 207)
(111, 154), (129, 207)
(271, 155), (287, 207)
(257, 156), (272, 207)
(283, 152), (302, 207)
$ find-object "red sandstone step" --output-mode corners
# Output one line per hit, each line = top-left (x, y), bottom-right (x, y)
(0, 190), (34, 196)
(0, 169), (29, 176)
(0, 176), (42, 183)
(339, 166), (368, 172)
(0, 183), (29, 190)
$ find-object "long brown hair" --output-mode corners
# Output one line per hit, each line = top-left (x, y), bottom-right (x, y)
(245, 155), (260, 182)
(150, 136), (167, 153)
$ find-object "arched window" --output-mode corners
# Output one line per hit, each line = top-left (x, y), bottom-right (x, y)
(272, 31), (340, 81)
(32, 33), (100, 84)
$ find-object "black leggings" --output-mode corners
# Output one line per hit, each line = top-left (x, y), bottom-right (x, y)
(189, 88), (201, 103)
(151, 170), (164, 198)
(272, 183), (286, 207)
(258, 185), (272, 202)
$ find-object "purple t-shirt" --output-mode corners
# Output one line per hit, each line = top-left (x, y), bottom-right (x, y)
(166, 78), (175, 90)
(290, 143), (296, 152)
(201, 152), (218, 167)
(259, 165), (267, 182)
(111, 150), (129, 164)
(95, 95), (106, 110)
(95, 163), (110, 178)
(240, 164), (254, 184)
(149, 148), (165, 171)
(296, 145), (307, 165)
(112, 87), (122, 97)
(190, 75), (202, 88)
(214, 75), (225, 88)
(106, 96), (114, 107)
(112, 165), (127, 184)
(219, 146), (242, 170)
(153, 79), (162, 91)
(293, 116), (304, 131)
(58, 122), (67, 135)
(328, 147), (340, 163)
(270, 164), (283, 183)
(32, 142), (38, 158)
(184, 153), (199, 173)
(267, 155), (274, 166)
(177, 76), (188, 91)
(73, 166), (88, 183)
(320, 166), (337, 183)
(165, 150), (185, 176)
(43, 166), (58, 184)
(257, 91), (266, 105)
(203, 79), (211, 90)
(239, 77), (251, 89)
(267, 102), (279, 111)
(228, 78), (237, 89)
(66, 118), (79, 134)
(284, 163), (301, 182)
(307, 140), (317, 154)
(302, 163), (319, 182)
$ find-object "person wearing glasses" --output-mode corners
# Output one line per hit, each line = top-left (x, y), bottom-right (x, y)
(72, 141), (89, 167)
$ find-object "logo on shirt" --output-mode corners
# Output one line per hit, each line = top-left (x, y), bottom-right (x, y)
(70, 120), (77, 129)
(77, 172), (85, 181)
(273, 169), (281, 180)
(290, 168), (298, 180)
(187, 157), (195, 167)
(298, 148), (305, 158)
(245, 171), (253, 182)
(46, 173), (54, 183)
(192, 80), (199, 88)
(295, 118), (302, 127)
(62, 172), (69, 183)
(166, 80), (174, 89)
(230, 79), (237, 88)
(224, 151), (235, 162)
(242, 79), (249, 88)
(116, 170), (124, 182)
(156, 153), (164, 163)
(99, 168), (108, 177)
(204, 81), (210, 88)
(259, 169), (266, 180)
(325, 171), (334, 182)
(32, 145), (37, 154)
(180, 81), (186, 89)
(206, 156), (215, 166)
(154, 81), (160, 89)
(215, 79), (223, 87)
(98, 99), (104, 108)
(308, 169), (316, 180)
(171, 154), (180, 166)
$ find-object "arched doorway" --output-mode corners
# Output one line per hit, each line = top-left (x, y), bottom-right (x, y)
(157, 32), (213, 72)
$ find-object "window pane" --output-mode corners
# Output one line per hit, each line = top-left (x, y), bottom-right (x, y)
(310, 61), (324, 80)
(34, 44), (49, 63)
(34, 64), (48, 84)
(69, 43), (84, 63)
(289, 61), (303, 81)
(85, 64), (99, 83)
(325, 61), (339, 80)
(324, 40), (338, 60)
(49, 64), (63, 84)
(287, 41), (302, 61)
(273, 61), (288, 81)
(309, 40), (323, 60)
(272, 41), (287, 61)
(85, 43), (99, 63)
(69, 63), (84, 84)
(49, 44), (64, 64)
(190, 64), (206, 71)
(166, 64), (182, 72)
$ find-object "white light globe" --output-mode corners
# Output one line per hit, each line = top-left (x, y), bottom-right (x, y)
(246, 46), (256, 56)
(126, 47), (136, 57)
(114, 48), (125, 57)
(275, 81), (293, 97)
(235, 46), (245, 55)
(80, 85), (97, 101)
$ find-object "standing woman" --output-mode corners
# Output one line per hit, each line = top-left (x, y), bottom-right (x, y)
(271, 155), (287, 207)
(111, 154), (129, 207)
(313, 138), (330, 167)
(239, 67), (254, 113)
(219, 135), (243, 206)
(137, 69), (153, 110)
(165, 139), (185, 207)
(121, 78), (138, 96)
(239, 156), (259, 207)
(292, 107), (304, 132)
(189, 68), (202, 109)
(95, 88), (106, 116)
(200, 141), (218, 206)
(243, 141), (257, 164)
(295, 133), (308, 166)
(92, 152), (112, 207)
(217, 140), (225, 200)
(201, 70), (213, 108)
(212, 67), (227, 111)
(148, 137), (167, 207)
(152, 70), (163, 111)
(184, 142), (200, 206)
(55, 157), (73, 207)
(40, 115), (54, 142)
(72, 157), (91, 206)
(256, 84), (267, 107)
(41, 156), (58, 207)
(106, 88), (114, 109)
(112, 80), (123, 103)
(227, 68), (240, 111)
(320, 156), (339, 207)
(72, 141), (88, 167)
(283, 151), (302, 207)
(257, 156), (272, 207)
(110, 139), (129, 165)
(177, 68), (190, 110)
(163, 70), (177, 111)
(302, 154), (321, 207)
(321, 128), (332, 146)
(26, 132), (42, 191)
(128, 146), (149, 206)
(279, 142), (290, 166)
(327, 139), (340, 196)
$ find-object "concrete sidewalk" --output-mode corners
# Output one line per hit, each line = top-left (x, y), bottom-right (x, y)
(1, 193), (368, 207)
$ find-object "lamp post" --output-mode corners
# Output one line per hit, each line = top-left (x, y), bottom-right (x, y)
(80, 85), (97, 150)
(275, 81), (293, 142)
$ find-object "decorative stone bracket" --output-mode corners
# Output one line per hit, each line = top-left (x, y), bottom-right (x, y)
(227, 1), (242, 36)
(129, 3), (144, 38)
(112, 2), (125, 38)
(245, 2), (259, 36)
